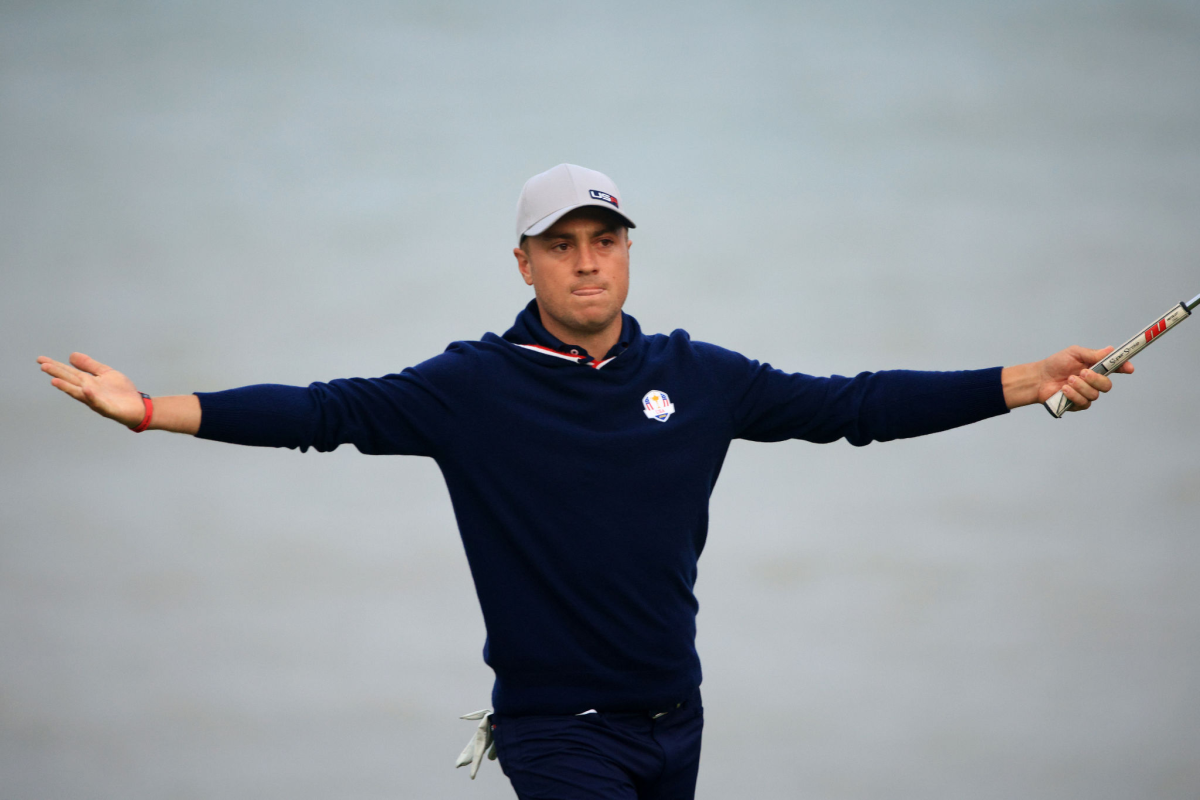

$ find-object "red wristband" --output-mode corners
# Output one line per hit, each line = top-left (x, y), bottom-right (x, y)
(131, 392), (153, 433)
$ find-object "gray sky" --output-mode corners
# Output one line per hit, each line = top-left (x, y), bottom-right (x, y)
(3, 2), (1199, 798)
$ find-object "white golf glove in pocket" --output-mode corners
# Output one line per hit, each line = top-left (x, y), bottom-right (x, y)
(455, 708), (497, 779)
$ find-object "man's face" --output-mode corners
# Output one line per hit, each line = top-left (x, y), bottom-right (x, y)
(514, 208), (631, 340)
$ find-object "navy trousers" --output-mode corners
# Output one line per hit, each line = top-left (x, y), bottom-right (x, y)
(492, 688), (703, 800)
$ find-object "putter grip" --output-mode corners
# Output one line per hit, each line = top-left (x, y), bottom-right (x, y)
(1043, 300), (1193, 418)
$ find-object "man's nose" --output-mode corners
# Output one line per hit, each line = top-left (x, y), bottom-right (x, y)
(576, 245), (599, 273)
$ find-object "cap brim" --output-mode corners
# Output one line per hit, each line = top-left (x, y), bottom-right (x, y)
(520, 202), (637, 241)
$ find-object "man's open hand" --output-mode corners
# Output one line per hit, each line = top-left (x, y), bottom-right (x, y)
(37, 353), (146, 427)
(1002, 345), (1135, 411)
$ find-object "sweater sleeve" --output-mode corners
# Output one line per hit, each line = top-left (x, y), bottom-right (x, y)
(694, 342), (1009, 445)
(193, 343), (472, 457)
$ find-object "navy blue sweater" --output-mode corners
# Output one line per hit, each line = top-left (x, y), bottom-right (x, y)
(195, 301), (1009, 714)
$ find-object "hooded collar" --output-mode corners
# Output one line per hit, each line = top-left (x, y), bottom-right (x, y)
(502, 299), (640, 368)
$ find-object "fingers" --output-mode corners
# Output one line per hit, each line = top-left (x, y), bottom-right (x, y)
(1063, 345), (1135, 382)
(1071, 345), (1112, 367)
(1079, 345), (1136, 374)
(38, 357), (87, 386)
(1091, 345), (1139, 376)
(1063, 368), (1109, 411)
(69, 352), (112, 376)
(1078, 368), (1112, 394)
(49, 377), (89, 403)
(36, 353), (112, 384)
(1060, 380), (1092, 410)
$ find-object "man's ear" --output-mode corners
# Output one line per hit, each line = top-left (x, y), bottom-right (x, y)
(513, 246), (534, 286)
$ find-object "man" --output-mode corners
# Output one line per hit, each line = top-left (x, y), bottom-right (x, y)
(37, 164), (1131, 800)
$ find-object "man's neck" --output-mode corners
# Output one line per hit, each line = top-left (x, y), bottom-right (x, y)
(536, 304), (623, 361)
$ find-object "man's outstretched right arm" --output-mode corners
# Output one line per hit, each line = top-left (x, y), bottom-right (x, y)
(37, 348), (467, 457)
(37, 352), (200, 434)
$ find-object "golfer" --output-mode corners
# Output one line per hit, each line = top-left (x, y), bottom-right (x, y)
(37, 164), (1132, 800)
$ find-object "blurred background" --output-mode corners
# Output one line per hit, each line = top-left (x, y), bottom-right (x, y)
(2, 1), (1198, 798)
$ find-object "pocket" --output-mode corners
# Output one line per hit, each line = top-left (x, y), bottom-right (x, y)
(490, 714), (521, 775)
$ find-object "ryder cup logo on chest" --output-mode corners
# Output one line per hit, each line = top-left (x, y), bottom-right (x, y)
(642, 390), (676, 422)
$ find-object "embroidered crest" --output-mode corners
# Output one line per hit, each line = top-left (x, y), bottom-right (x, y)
(642, 390), (675, 422)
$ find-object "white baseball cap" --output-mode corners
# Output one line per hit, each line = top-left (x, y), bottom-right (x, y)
(515, 163), (637, 243)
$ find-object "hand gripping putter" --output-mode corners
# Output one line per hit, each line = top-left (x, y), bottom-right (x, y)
(1044, 292), (1200, 418)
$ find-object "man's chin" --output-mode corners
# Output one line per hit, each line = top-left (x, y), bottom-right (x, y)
(569, 317), (614, 334)
(536, 295), (623, 338)
(565, 307), (621, 333)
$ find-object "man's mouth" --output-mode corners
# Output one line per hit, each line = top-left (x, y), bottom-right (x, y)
(572, 287), (606, 297)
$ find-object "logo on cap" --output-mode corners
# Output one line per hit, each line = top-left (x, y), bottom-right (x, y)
(642, 390), (675, 422)
(589, 189), (619, 208)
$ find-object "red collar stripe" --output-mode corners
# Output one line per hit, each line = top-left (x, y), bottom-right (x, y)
(512, 343), (619, 369)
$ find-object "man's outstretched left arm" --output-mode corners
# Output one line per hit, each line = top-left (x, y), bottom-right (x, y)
(695, 339), (1136, 447)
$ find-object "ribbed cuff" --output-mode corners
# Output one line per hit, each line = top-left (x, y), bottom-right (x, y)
(193, 384), (314, 449)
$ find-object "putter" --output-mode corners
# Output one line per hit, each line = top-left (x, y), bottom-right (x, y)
(1044, 292), (1200, 418)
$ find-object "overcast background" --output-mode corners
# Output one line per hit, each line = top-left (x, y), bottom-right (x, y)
(3, 1), (1199, 798)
